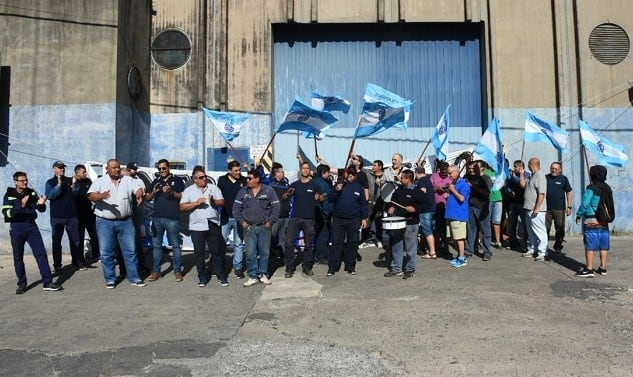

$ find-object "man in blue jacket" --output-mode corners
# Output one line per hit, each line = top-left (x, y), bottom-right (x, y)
(45, 160), (85, 272)
(327, 168), (368, 276)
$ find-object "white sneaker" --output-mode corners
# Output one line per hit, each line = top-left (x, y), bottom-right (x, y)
(375, 241), (383, 249)
(259, 275), (272, 285)
(521, 251), (534, 258)
(358, 242), (370, 249)
(243, 278), (259, 287)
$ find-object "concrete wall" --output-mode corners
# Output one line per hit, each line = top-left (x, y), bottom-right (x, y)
(0, 1), (151, 251)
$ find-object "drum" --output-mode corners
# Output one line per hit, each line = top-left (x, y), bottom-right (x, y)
(381, 216), (406, 230)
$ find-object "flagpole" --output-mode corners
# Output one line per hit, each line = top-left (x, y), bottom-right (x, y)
(314, 137), (319, 161)
(226, 142), (248, 168)
(416, 139), (432, 166)
(259, 131), (278, 163)
(296, 131), (300, 156)
(345, 116), (362, 167)
(520, 139), (526, 162)
(582, 145), (590, 174)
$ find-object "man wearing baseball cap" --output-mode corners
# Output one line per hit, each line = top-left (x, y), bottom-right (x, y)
(45, 160), (86, 273)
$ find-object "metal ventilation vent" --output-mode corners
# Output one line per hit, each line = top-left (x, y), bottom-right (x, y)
(151, 29), (192, 70)
(589, 23), (630, 65)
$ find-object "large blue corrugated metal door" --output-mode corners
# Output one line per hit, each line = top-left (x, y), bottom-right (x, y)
(273, 23), (484, 168)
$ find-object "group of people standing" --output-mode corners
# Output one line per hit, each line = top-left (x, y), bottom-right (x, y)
(3, 151), (613, 294)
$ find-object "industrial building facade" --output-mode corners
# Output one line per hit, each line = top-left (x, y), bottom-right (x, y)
(1, 0), (632, 239)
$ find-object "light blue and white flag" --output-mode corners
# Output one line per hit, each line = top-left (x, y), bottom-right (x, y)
(431, 105), (451, 161)
(203, 107), (249, 142)
(310, 91), (351, 114)
(524, 110), (569, 152)
(579, 120), (629, 167)
(474, 118), (509, 190)
(277, 99), (338, 135)
(355, 83), (413, 138)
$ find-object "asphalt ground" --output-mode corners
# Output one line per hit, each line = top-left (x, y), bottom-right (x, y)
(1, 235), (632, 376)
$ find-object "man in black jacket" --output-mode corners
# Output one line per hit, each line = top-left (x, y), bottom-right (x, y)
(3, 171), (61, 294)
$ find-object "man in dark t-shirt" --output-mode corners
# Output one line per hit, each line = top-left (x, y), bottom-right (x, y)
(545, 162), (573, 255)
(464, 160), (493, 260)
(282, 162), (323, 278)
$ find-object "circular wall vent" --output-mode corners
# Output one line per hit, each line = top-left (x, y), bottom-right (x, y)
(589, 23), (629, 65)
(151, 29), (192, 70)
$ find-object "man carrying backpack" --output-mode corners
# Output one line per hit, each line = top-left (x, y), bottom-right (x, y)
(575, 165), (613, 278)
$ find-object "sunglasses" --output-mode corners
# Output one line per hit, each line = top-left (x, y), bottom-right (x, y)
(194, 176), (206, 180)
(158, 167), (169, 171)
(246, 176), (255, 180)
(15, 179), (28, 182)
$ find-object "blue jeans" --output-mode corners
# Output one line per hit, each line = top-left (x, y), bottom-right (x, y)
(243, 224), (271, 278)
(151, 217), (182, 274)
(389, 223), (419, 273)
(418, 212), (435, 237)
(96, 217), (141, 284)
(222, 217), (244, 270)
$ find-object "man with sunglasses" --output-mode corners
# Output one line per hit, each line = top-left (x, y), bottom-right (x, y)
(233, 169), (280, 287)
(180, 166), (228, 287)
(44, 160), (85, 273)
(4, 171), (61, 293)
(144, 159), (185, 282)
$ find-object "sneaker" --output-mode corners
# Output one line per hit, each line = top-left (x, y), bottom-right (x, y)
(375, 241), (383, 249)
(15, 286), (26, 295)
(243, 277), (259, 287)
(198, 280), (207, 287)
(234, 269), (245, 279)
(521, 251), (534, 258)
(327, 268), (335, 276)
(356, 252), (363, 261)
(576, 269), (594, 278)
(302, 268), (314, 276)
(482, 255), (491, 261)
(534, 254), (546, 261)
(384, 270), (404, 277)
(358, 242), (370, 249)
(77, 265), (88, 271)
(449, 257), (460, 266)
(174, 272), (184, 282)
(130, 280), (146, 287)
(106, 282), (116, 289)
(147, 272), (160, 282)
(53, 267), (62, 276)
(285, 268), (295, 278)
(403, 271), (415, 279)
(219, 279), (229, 287)
(453, 258), (467, 268)
(347, 269), (356, 275)
(43, 283), (62, 291)
(259, 275), (272, 285)
(595, 267), (607, 276)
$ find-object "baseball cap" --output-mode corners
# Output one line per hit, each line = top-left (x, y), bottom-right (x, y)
(53, 160), (67, 168)
(126, 162), (138, 170)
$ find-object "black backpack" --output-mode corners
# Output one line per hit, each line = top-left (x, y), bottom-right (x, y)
(595, 184), (615, 223)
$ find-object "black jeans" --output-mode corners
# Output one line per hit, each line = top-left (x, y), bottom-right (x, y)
(284, 218), (316, 270)
(329, 217), (360, 272)
(190, 222), (227, 282)
(315, 213), (331, 261)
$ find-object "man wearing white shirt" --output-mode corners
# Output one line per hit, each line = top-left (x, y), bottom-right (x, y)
(180, 166), (228, 287)
(88, 159), (146, 288)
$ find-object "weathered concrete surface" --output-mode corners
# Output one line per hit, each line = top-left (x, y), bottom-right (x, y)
(1, 235), (632, 376)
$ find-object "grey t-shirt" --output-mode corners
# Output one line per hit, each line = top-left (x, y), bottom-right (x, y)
(523, 169), (547, 211)
(180, 183), (224, 230)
